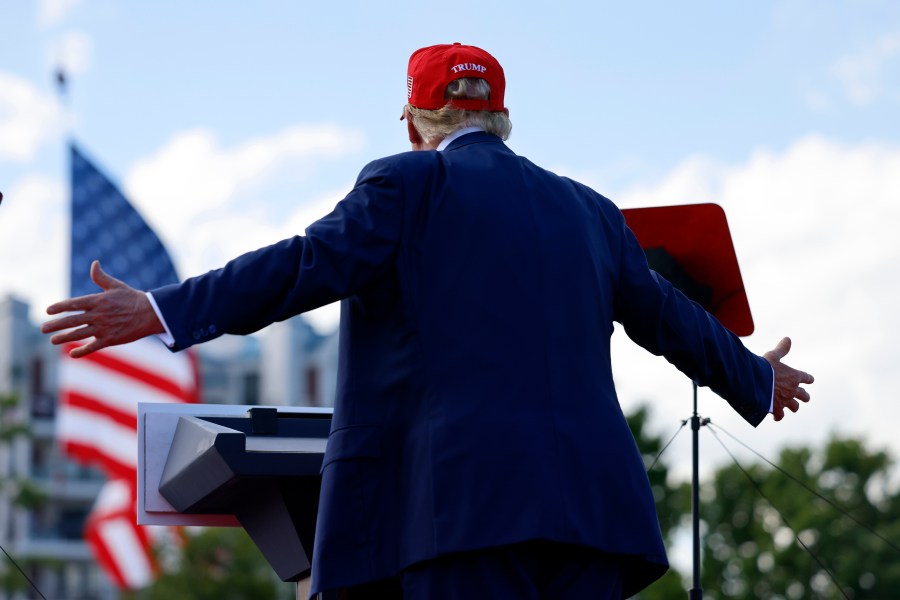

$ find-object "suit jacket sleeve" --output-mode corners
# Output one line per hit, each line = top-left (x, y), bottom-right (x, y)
(150, 157), (405, 350)
(612, 210), (772, 426)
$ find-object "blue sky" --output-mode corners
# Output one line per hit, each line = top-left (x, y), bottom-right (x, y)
(6, 1), (899, 183)
(3, 1), (900, 495)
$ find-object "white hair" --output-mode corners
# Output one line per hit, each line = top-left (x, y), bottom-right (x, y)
(406, 77), (512, 144)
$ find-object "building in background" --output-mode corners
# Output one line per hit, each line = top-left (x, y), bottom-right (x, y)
(0, 294), (337, 599)
(259, 316), (338, 408)
(198, 312), (338, 409)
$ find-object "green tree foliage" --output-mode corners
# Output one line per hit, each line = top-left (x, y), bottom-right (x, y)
(0, 392), (49, 597)
(132, 528), (293, 600)
(699, 434), (900, 599)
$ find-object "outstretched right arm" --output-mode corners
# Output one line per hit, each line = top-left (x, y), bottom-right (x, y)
(41, 260), (164, 358)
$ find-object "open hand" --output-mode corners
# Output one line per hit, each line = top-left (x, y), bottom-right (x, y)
(41, 261), (164, 358)
(763, 337), (814, 421)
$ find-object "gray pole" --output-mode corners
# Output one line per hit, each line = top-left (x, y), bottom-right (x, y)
(689, 381), (703, 600)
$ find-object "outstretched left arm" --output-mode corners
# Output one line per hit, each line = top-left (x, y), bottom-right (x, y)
(763, 337), (814, 421)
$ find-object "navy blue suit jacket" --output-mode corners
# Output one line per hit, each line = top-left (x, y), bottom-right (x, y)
(153, 132), (772, 597)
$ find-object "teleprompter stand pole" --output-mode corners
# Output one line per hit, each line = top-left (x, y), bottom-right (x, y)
(621, 204), (755, 600)
(689, 382), (704, 600)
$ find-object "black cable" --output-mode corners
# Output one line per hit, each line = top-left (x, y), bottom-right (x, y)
(646, 418), (688, 472)
(0, 542), (48, 600)
(709, 422), (900, 555)
(706, 424), (850, 600)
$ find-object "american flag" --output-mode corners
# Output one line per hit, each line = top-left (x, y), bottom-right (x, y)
(83, 479), (157, 589)
(58, 144), (200, 588)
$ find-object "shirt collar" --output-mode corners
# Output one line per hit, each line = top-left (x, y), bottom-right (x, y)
(437, 127), (485, 151)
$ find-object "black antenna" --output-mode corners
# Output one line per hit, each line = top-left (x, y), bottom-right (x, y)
(0, 545), (48, 600)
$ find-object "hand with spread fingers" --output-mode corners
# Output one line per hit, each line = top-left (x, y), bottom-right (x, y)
(41, 260), (164, 359)
(763, 337), (814, 421)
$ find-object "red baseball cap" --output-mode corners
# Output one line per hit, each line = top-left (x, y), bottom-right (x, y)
(406, 43), (506, 112)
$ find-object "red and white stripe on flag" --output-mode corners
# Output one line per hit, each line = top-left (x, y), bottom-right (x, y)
(58, 337), (199, 588)
(84, 479), (156, 589)
(58, 338), (200, 480)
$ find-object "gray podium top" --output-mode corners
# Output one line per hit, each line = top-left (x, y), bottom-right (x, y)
(138, 403), (333, 582)
(138, 403), (332, 526)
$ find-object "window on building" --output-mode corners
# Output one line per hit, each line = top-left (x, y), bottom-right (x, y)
(242, 372), (260, 406)
(58, 507), (90, 540)
(31, 440), (51, 479)
(306, 366), (319, 406)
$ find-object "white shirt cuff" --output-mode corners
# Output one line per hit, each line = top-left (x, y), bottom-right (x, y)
(145, 291), (176, 348)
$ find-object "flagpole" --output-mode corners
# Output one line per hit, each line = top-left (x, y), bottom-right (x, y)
(55, 67), (68, 102)
(54, 66), (70, 147)
(55, 67), (202, 591)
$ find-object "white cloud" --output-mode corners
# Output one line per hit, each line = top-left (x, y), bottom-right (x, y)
(833, 32), (900, 106)
(0, 72), (62, 163)
(0, 174), (68, 319)
(7, 124), (363, 331)
(13, 126), (900, 471)
(174, 185), (349, 333)
(610, 154), (726, 210)
(47, 30), (93, 76)
(124, 124), (364, 271)
(38, 0), (82, 28)
(610, 134), (900, 478)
